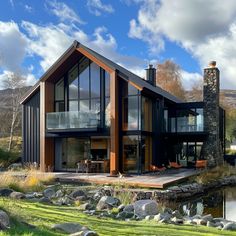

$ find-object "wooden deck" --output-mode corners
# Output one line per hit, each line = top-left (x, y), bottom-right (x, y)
(54, 168), (199, 189)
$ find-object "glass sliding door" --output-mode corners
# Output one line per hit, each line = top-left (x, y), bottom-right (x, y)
(55, 138), (90, 171)
(141, 135), (152, 172)
(123, 135), (140, 173)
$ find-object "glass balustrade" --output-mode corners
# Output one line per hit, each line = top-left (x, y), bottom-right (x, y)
(46, 111), (100, 130)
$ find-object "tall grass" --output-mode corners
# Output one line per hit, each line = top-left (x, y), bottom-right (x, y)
(195, 163), (236, 184)
(0, 166), (55, 192)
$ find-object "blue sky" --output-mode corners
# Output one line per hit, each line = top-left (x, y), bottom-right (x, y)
(0, 0), (236, 90)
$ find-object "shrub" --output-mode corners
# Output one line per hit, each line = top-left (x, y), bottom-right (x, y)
(195, 163), (236, 184)
(0, 148), (20, 168)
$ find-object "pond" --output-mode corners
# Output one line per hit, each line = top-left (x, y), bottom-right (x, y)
(173, 186), (236, 221)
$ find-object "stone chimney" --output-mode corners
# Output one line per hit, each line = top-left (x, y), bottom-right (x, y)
(145, 64), (156, 86)
(202, 61), (223, 167)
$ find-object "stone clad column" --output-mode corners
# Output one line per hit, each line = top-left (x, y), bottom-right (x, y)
(202, 61), (223, 167)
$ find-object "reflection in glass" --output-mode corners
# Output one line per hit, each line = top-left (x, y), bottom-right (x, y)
(55, 78), (64, 101)
(123, 135), (139, 173)
(79, 58), (89, 99)
(142, 96), (152, 131)
(68, 65), (78, 100)
(90, 62), (100, 98)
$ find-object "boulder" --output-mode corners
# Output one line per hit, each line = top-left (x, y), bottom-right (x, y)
(192, 218), (207, 225)
(222, 222), (236, 231)
(78, 203), (94, 211)
(52, 222), (88, 234)
(116, 211), (134, 220)
(0, 188), (13, 197)
(9, 191), (26, 199)
(76, 195), (88, 201)
(134, 200), (158, 218)
(118, 204), (125, 212)
(55, 189), (64, 198)
(56, 196), (74, 205)
(201, 214), (213, 222)
(39, 197), (52, 204)
(0, 210), (10, 230)
(70, 231), (98, 236)
(43, 188), (56, 199)
(171, 210), (183, 219)
(96, 196), (120, 210)
(145, 215), (154, 220)
(171, 217), (184, 224)
(123, 204), (134, 213)
(70, 189), (86, 199)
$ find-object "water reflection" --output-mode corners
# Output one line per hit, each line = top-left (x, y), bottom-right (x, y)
(170, 187), (236, 221)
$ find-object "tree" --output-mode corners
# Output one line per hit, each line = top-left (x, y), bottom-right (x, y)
(156, 60), (186, 101)
(3, 73), (26, 151)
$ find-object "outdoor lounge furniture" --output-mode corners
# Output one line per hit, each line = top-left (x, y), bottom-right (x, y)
(169, 162), (182, 168)
(195, 160), (207, 168)
(150, 165), (166, 172)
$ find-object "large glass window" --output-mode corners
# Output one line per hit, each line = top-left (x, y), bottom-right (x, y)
(90, 62), (100, 98)
(68, 65), (78, 100)
(142, 96), (152, 131)
(141, 136), (152, 172)
(105, 71), (110, 127)
(123, 82), (140, 130)
(55, 77), (65, 112)
(123, 135), (140, 173)
(79, 58), (90, 99)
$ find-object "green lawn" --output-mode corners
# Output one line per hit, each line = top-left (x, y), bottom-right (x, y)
(0, 198), (236, 236)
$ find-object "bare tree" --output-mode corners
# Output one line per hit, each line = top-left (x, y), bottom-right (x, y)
(156, 60), (186, 101)
(3, 73), (26, 151)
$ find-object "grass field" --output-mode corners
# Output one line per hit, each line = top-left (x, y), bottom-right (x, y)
(0, 198), (236, 236)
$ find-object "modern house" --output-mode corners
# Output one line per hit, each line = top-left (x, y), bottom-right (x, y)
(21, 41), (225, 174)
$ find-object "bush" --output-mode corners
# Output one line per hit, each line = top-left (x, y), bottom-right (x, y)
(195, 163), (236, 184)
(0, 148), (20, 168)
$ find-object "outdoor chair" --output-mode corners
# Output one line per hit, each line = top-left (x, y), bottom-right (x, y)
(195, 160), (207, 168)
(150, 165), (166, 172)
(169, 162), (182, 168)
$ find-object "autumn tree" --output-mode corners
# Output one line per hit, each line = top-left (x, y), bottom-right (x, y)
(3, 73), (26, 151)
(156, 60), (186, 101)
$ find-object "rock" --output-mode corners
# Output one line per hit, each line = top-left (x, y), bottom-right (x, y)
(55, 190), (64, 198)
(0, 210), (10, 230)
(123, 204), (134, 213)
(76, 195), (88, 201)
(171, 217), (184, 224)
(222, 222), (236, 231)
(78, 203), (94, 211)
(0, 188), (13, 197)
(192, 218), (207, 225)
(145, 215), (154, 220)
(9, 191), (26, 199)
(57, 196), (74, 205)
(154, 213), (163, 222)
(118, 204), (125, 212)
(202, 214), (213, 222)
(134, 200), (158, 218)
(116, 211), (134, 220)
(207, 221), (217, 227)
(52, 223), (88, 234)
(172, 210), (183, 219)
(70, 189), (86, 199)
(39, 197), (52, 204)
(163, 208), (173, 215)
(96, 196), (120, 210)
(70, 231), (98, 236)
(43, 188), (56, 199)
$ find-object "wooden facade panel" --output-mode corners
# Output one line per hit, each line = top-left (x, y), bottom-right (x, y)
(40, 81), (55, 172)
(110, 71), (119, 175)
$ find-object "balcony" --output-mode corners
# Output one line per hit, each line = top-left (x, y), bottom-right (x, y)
(46, 111), (100, 131)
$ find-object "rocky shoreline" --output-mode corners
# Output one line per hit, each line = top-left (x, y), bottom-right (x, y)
(0, 175), (236, 234)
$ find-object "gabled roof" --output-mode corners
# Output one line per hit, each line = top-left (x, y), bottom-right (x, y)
(21, 40), (182, 104)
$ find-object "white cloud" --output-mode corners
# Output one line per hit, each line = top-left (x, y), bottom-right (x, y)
(129, 0), (236, 89)
(181, 70), (202, 90)
(24, 4), (33, 13)
(87, 0), (114, 16)
(0, 21), (28, 73)
(0, 70), (36, 90)
(20, 21), (146, 75)
(46, 0), (85, 24)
